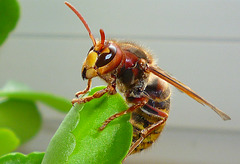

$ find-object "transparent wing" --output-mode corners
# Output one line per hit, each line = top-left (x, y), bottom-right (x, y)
(148, 66), (231, 121)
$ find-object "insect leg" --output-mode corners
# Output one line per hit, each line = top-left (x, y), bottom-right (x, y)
(124, 116), (168, 161)
(75, 78), (92, 97)
(71, 84), (115, 105)
(99, 98), (148, 131)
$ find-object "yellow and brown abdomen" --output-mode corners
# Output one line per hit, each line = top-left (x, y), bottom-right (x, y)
(130, 76), (171, 154)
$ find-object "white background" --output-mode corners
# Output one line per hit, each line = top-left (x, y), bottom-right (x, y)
(0, 0), (239, 163)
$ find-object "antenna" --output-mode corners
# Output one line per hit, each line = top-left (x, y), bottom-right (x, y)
(65, 1), (96, 46)
(100, 29), (105, 46)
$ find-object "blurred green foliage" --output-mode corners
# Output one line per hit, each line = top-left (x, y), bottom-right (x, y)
(0, 152), (45, 164)
(0, 81), (71, 156)
(0, 0), (20, 46)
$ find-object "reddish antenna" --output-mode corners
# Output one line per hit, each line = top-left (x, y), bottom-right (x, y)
(99, 29), (105, 46)
(65, 1), (96, 46)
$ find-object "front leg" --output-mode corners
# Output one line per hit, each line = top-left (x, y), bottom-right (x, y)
(71, 84), (116, 105)
(75, 78), (92, 98)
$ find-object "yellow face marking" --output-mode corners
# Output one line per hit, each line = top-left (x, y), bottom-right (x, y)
(85, 51), (98, 67)
(81, 51), (98, 79)
(85, 68), (98, 79)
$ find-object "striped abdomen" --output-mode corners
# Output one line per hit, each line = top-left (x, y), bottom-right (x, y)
(130, 75), (171, 154)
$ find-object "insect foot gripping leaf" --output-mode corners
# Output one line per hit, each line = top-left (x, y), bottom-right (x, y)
(42, 86), (133, 164)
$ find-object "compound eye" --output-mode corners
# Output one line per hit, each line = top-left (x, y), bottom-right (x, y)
(95, 44), (116, 67)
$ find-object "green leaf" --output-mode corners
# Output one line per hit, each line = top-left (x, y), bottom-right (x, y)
(42, 86), (132, 164)
(0, 128), (20, 156)
(0, 0), (20, 46)
(0, 99), (41, 143)
(0, 152), (45, 164)
(0, 81), (71, 155)
(0, 81), (71, 113)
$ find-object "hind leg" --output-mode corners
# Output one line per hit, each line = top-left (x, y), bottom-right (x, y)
(123, 117), (167, 161)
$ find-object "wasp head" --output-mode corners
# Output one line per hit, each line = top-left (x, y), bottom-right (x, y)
(65, 2), (123, 80)
(82, 38), (123, 80)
